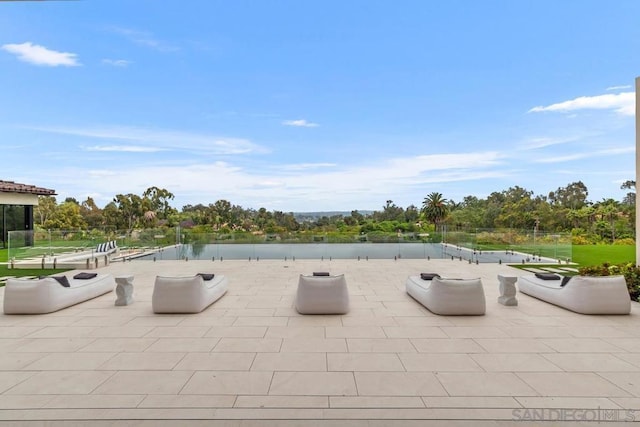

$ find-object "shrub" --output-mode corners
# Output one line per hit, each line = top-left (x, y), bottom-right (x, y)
(578, 262), (640, 301)
(571, 235), (591, 245)
(613, 238), (635, 245)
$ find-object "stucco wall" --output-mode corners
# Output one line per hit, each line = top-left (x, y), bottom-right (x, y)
(0, 193), (40, 206)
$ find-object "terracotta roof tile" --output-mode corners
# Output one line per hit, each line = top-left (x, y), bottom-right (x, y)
(0, 180), (56, 196)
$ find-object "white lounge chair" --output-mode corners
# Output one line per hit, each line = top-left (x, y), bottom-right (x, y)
(152, 274), (228, 313)
(517, 274), (630, 314)
(406, 275), (486, 315)
(295, 273), (350, 314)
(3, 274), (115, 314)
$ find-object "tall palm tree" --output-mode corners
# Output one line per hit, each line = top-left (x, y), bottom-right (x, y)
(422, 192), (449, 231)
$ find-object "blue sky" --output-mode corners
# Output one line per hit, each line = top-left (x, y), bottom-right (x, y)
(1, 1), (637, 212)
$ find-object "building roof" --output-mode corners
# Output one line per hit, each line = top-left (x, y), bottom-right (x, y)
(0, 180), (56, 196)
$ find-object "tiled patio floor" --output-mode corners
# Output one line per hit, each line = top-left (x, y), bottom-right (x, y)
(0, 258), (639, 425)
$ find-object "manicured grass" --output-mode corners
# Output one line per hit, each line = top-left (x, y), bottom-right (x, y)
(472, 242), (635, 267)
(508, 245), (635, 270)
(0, 266), (70, 278)
(570, 245), (635, 266)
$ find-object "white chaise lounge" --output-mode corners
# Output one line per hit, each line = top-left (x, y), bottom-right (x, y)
(406, 275), (486, 315)
(152, 274), (228, 313)
(3, 274), (115, 314)
(295, 273), (350, 314)
(517, 274), (631, 314)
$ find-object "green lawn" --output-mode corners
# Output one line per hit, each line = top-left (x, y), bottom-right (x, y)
(570, 245), (635, 266)
(0, 266), (70, 278)
(0, 249), (8, 263)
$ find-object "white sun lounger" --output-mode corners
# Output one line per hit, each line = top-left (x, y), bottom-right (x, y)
(517, 274), (630, 314)
(406, 276), (486, 315)
(295, 274), (350, 314)
(152, 274), (228, 313)
(3, 274), (115, 314)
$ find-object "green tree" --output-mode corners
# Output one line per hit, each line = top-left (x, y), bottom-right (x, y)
(374, 200), (405, 222)
(595, 198), (620, 241)
(404, 204), (420, 223)
(80, 197), (104, 229)
(422, 192), (449, 230)
(273, 211), (299, 231)
(548, 181), (589, 210)
(254, 207), (272, 230)
(142, 187), (176, 220)
(212, 199), (233, 226)
(493, 186), (535, 229)
(112, 193), (144, 232)
(182, 204), (209, 225)
(448, 195), (486, 230)
(101, 202), (120, 231)
(621, 180), (636, 206)
(44, 201), (87, 230)
(34, 196), (57, 227)
(350, 210), (365, 225)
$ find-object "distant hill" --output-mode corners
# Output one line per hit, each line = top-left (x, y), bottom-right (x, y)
(293, 211), (374, 222)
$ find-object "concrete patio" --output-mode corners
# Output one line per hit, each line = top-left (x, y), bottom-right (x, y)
(0, 258), (639, 426)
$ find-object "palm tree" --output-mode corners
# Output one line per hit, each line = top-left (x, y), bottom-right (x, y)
(422, 192), (449, 231)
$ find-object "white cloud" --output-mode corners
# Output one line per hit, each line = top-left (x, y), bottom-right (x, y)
(533, 146), (634, 163)
(519, 135), (587, 150)
(84, 145), (165, 153)
(253, 180), (286, 188)
(528, 92), (634, 116)
(390, 152), (504, 173)
(41, 151), (508, 211)
(1, 42), (80, 67)
(283, 119), (319, 127)
(87, 170), (119, 178)
(281, 162), (337, 171)
(102, 59), (131, 67)
(607, 85), (631, 91)
(30, 125), (268, 155)
(109, 26), (178, 52)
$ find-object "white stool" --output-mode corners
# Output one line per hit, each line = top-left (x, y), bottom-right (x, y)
(497, 275), (518, 306)
(115, 275), (134, 306)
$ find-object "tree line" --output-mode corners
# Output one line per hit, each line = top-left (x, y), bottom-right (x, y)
(33, 180), (636, 244)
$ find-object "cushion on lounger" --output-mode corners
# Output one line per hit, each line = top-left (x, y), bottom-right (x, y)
(52, 276), (70, 287)
(535, 272), (561, 280)
(313, 272), (330, 276)
(420, 273), (440, 281)
(197, 273), (215, 281)
(74, 272), (98, 280)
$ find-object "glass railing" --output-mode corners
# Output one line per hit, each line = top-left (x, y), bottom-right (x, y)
(6, 228), (572, 264)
